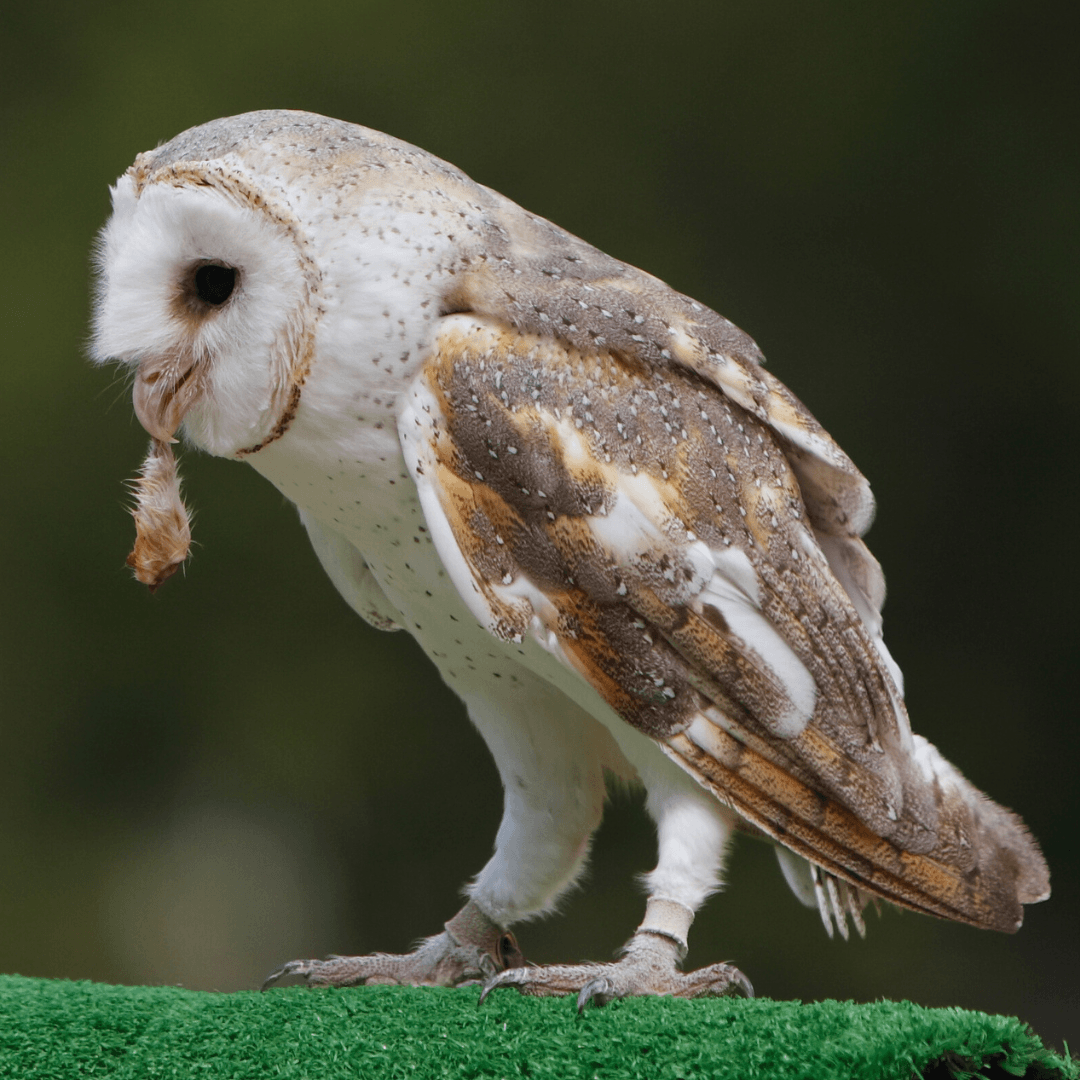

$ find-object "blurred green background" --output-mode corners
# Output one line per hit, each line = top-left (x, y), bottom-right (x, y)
(2, 0), (1076, 1048)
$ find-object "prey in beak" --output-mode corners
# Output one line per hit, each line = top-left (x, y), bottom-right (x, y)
(126, 437), (191, 591)
(126, 353), (204, 591)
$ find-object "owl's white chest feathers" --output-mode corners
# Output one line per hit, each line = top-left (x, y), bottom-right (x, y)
(240, 253), (536, 701)
(243, 210), (449, 594)
(251, 398), (438, 620)
(249, 390), (595, 727)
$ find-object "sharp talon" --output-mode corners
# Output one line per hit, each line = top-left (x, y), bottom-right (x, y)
(478, 972), (505, 1005)
(480, 966), (530, 1005)
(261, 959), (313, 991)
(576, 977), (609, 1013)
(732, 969), (754, 998)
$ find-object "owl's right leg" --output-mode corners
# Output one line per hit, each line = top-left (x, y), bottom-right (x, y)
(478, 717), (753, 1008)
(262, 669), (628, 990)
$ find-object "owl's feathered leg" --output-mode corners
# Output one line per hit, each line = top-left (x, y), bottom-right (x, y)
(481, 728), (753, 1008)
(458, 680), (628, 925)
(263, 669), (624, 991)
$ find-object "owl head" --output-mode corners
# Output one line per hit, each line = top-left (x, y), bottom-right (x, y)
(91, 142), (318, 459)
(90, 111), (492, 586)
(90, 110), (489, 460)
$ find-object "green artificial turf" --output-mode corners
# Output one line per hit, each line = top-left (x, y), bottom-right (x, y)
(0, 974), (1072, 1080)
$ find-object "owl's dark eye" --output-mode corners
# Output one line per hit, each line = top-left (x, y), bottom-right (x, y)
(194, 263), (237, 306)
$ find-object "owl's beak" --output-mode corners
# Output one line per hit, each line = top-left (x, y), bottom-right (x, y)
(132, 356), (203, 444)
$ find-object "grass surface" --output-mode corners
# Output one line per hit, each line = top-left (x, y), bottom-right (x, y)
(0, 974), (1073, 1079)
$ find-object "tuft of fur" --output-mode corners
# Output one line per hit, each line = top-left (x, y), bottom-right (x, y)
(126, 438), (191, 591)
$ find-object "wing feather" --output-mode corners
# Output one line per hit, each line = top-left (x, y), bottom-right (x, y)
(398, 312), (1048, 932)
(451, 208), (875, 537)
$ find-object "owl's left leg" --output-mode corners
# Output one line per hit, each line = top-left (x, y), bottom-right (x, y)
(480, 724), (753, 1009)
(263, 666), (628, 991)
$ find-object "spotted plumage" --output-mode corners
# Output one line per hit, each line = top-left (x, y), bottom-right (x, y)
(91, 111), (1048, 1001)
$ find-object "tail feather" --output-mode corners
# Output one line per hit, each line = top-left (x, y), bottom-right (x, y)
(664, 723), (1049, 933)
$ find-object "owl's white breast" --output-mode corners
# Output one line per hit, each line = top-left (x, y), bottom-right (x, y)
(247, 375), (534, 705)
(235, 184), (464, 631)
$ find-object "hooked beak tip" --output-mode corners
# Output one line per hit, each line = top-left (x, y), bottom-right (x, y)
(133, 364), (196, 443)
(133, 404), (180, 444)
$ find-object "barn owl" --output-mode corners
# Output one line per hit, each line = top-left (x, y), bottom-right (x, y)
(91, 110), (1049, 1008)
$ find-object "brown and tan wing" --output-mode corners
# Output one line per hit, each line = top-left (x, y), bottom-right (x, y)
(399, 313), (1048, 933)
(451, 190), (875, 541)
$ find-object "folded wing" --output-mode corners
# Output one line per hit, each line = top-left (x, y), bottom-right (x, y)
(398, 312), (1048, 932)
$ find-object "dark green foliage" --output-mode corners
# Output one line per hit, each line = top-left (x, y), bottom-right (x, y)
(0, 976), (1073, 1080)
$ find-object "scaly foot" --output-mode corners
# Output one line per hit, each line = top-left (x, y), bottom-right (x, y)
(479, 931), (752, 1012)
(262, 900), (524, 989)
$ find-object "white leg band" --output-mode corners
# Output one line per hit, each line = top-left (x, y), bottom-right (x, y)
(637, 896), (695, 958)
